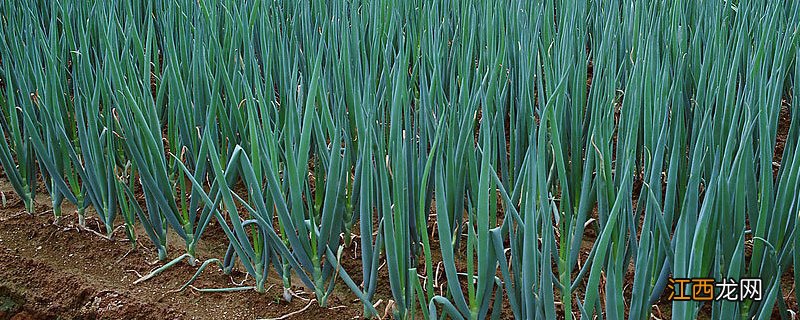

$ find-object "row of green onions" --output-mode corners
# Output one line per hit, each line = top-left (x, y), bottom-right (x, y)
(0, 0), (798, 319)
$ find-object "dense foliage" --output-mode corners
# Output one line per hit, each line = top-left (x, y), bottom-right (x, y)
(0, 0), (798, 319)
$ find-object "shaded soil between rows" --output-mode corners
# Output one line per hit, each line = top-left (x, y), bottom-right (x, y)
(0, 182), (362, 320)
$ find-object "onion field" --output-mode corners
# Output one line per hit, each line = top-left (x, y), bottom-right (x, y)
(0, 0), (798, 319)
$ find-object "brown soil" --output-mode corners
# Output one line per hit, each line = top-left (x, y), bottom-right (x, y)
(0, 181), (361, 320)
